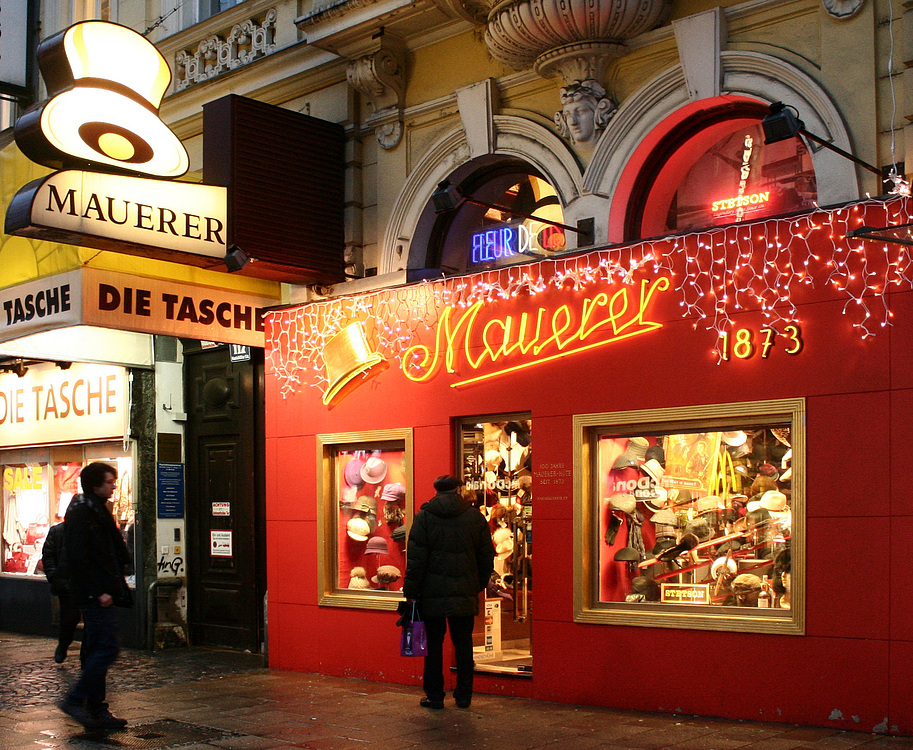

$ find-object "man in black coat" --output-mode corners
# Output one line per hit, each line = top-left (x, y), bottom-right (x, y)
(403, 475), (495, 710)
(58, 462), (132, 731)
(41, 518), (85, 664)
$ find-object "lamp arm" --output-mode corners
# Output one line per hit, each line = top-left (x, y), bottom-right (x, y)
(464, 198), (582, 234)
(798, 129), (884, 179)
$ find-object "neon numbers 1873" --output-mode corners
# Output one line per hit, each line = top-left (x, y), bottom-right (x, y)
(718, 324), (803, 360)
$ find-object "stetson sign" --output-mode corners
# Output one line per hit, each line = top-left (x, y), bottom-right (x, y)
(5, 20), (227, 264)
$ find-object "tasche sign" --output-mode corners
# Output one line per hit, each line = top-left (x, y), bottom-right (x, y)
(0, 268), (275, 347)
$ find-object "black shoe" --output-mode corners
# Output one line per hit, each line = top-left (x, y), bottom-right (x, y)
(92, 708), (127, 730)
(58, 698), (99, 729)
(420, 698), (444, 710)
(54, 645), (67, 663)
(455, 698), (471, 709)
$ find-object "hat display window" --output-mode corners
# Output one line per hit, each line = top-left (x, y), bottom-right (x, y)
(316, 430), (413, 610)
(574, 398), (804, 636)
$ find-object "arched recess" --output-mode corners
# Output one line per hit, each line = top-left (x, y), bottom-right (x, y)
(379, 115), (584, 275)
(587, 50), (860, 243)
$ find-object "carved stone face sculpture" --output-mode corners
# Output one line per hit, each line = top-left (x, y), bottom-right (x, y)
(554, 79), (615, 148)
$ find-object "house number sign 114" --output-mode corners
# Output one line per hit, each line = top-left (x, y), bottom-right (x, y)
(718, 324), (804, 360)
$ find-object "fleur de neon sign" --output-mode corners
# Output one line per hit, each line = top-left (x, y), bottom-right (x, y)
(402, 276), (670, 386)
(14, 21), (189, 178)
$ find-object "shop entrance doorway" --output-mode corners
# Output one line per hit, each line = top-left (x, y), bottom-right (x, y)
(458, 414), (532, 675)
(183, 342), (266, 652)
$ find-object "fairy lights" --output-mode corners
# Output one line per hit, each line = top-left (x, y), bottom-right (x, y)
(266, 196), (913, 398)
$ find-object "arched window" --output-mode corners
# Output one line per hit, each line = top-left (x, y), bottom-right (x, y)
(428, 164), (566, 275)
(627, 104), (818, 239)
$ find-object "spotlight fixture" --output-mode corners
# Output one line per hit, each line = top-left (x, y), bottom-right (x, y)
(761, 101), (884, 178)
(0, 360), (29, 378)
(431, 180), (594, 246)
(223, 245), (250, 273)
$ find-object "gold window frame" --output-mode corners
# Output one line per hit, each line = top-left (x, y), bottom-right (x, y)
(573, 398), (805, 635)
(316, 429), (413, 610)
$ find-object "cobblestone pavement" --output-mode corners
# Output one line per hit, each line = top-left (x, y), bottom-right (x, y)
(3, 632), (913, 750)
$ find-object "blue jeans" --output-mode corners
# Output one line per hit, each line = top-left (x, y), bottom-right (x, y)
(67, 605), (119, 711)
(423, 615), (476, 704)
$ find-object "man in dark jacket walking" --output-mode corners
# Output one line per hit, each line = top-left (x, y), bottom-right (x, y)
(403, 475), (495, 710)
(58, 462), (131, 731)
(41, 518), (85, 665)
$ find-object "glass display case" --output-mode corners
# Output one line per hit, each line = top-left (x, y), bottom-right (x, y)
(574, 399), (804, 634)
(316, 429), (413, 609)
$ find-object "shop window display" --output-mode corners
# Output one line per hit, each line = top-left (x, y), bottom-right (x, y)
(574, 399), (803, 634)
(458, 416), (533, 673)
(317, 430), (412, 609)
(2, 452), (135, 578)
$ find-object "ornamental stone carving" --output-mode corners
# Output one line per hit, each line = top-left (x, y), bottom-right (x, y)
(821, 0), (864, 19)
(345, 35), (407, 150)
(175, 9), (277, 91)
(554, 79), (615, 149)
(480, 0), (669, 148)
(484, 0), (670, 83)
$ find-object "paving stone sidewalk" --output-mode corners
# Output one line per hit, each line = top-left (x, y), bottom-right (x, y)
(1, 632), (912, 750)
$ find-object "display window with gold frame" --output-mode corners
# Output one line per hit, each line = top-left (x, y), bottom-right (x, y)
(573, 399), (804, 635)
(317, 429), (413, 609)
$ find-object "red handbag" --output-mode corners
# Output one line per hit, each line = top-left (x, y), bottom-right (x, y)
(4, 546), (30, 573)
(25, 517), (49, 545)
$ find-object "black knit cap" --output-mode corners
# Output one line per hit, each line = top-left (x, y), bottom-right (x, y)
(433, 475), (463, 492)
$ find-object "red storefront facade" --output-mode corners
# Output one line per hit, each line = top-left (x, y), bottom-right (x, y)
(263, 196), (913, 734)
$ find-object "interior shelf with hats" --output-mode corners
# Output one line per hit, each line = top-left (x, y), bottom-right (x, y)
(573, 398), (803, 635)
(316, 429), (413, 610)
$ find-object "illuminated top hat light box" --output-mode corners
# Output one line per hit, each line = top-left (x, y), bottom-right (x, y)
(14, 20), (189, 178)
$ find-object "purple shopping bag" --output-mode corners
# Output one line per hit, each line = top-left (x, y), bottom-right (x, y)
(400, 602), (427, 656)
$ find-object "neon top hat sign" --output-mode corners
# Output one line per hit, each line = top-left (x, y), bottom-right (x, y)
(14, 21), (189, 179)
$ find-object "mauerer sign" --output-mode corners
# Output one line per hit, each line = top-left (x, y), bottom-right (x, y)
(5, 170), (227, 262)
(0, 268), (277, 347)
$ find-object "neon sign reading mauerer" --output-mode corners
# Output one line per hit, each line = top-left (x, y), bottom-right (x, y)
(402, 276), (670, 386)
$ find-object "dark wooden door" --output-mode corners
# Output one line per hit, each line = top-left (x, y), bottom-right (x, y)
(184, 343), (265, 651)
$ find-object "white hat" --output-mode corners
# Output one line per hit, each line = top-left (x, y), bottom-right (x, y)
(642, 458), (664, 483)
(759, 490), (788, 513)
(346, 517), (371, 541)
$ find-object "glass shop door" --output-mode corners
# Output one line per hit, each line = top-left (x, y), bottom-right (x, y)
(458, 413), (533, 675)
